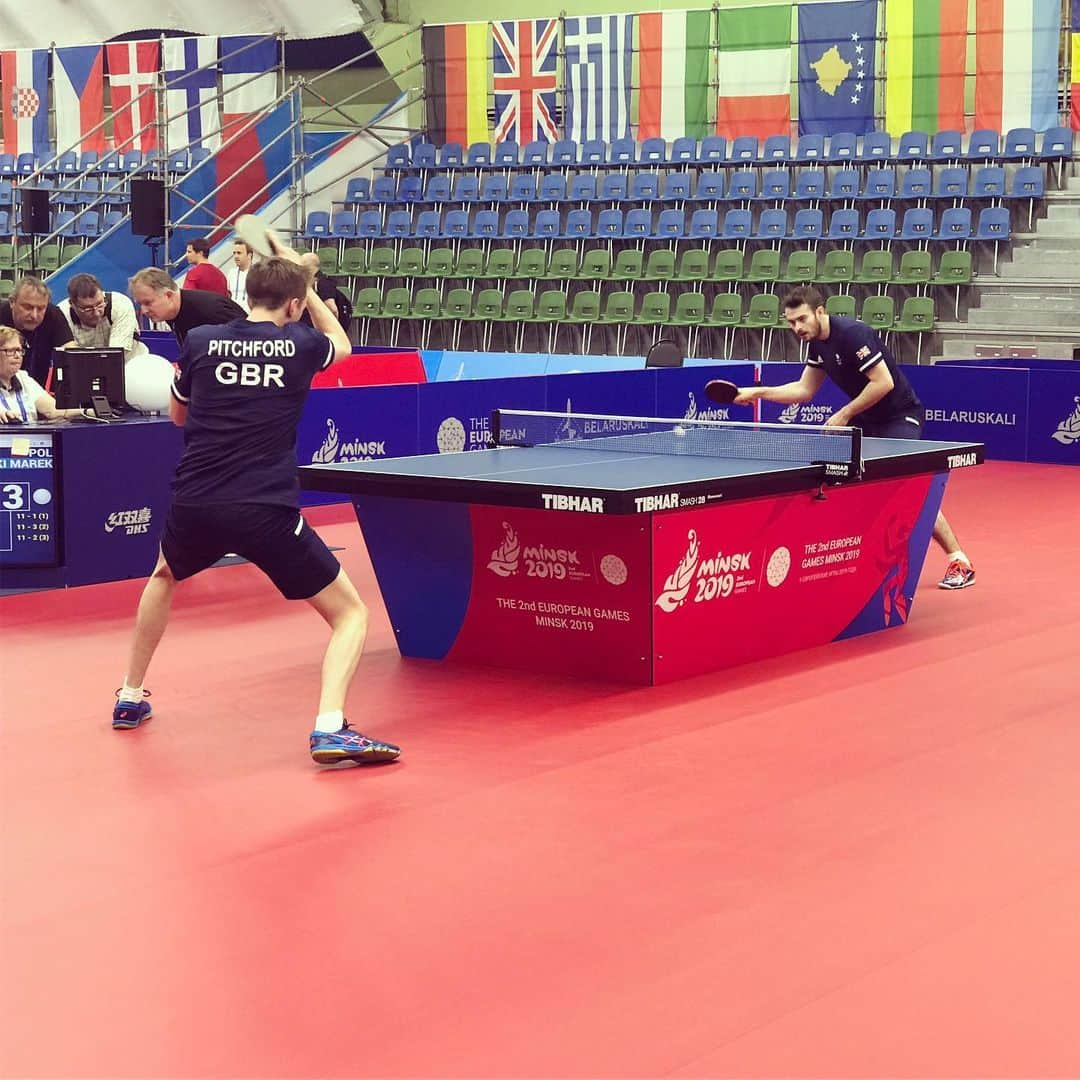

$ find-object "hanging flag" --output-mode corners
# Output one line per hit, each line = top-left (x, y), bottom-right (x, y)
(216, 36), (279, 234)
(638, 9), (712, 141)
(564, 14), (633, 142)
(1072, 0), (1080, 130)
(106, 41), (160, 154)
(797, 1), (877, 136)
(422, 23), (490, 146)
(53, 45), (106, 155)
(716, 5), (792, 140)
(492, 20), (559, 144)
(0, 49), (50, 158)
(163, 36), (220, 152)
(975, 0), (1061, 133)
(884, 0), (966, 135)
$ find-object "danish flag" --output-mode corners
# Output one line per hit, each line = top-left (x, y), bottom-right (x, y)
(492, 20), (559, 144)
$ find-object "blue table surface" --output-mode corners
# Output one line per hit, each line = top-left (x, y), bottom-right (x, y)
(304, 435), (970, 492)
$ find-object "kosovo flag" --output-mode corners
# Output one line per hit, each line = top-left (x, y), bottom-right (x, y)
(798, 0), (878, 135)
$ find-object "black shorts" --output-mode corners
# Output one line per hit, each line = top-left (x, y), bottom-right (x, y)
(855, 409), (926, 440)
(162, 502), (340, 600)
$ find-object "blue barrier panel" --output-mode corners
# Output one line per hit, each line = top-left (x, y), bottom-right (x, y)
(544, 370), (658, 421)
(936, 358), (1077, 371)
(433, 351), (550, 381)
(420, 350), (443, 381)
(297, 384), (420, 506)
(1028, 370), (1080, 464)
(543, 354), (644, 374)
(655, 363), (758, 423)
(757, 363), (850, 425)
(417, 376), (548, 455)
(141, 331), (180, 363)
(904, 365), (1029, 460)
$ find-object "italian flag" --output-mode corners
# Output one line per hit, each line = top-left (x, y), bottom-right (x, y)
(975, 0), (1062, 133)
(884, 0), (967, 136)
(638, 9), (712, 141)
(715, 5), (792, 140)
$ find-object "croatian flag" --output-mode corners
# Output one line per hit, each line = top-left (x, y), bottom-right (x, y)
(54, 45), (106, 155)
(106, 41), (160, 153)
(1, 49), (50, 158)
(164, 37), (220, 151)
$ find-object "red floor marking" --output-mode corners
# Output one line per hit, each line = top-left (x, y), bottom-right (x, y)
(2, 462), (1079, 1077)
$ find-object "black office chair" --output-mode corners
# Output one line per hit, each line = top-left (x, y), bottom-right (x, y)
(644, 338), (683, 368)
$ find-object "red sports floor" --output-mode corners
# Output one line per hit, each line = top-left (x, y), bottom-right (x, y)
(2, 461), (1079, 1078)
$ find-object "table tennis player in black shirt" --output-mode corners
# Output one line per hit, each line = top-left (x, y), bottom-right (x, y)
(730, 286), (975, 590)
(112, 241), (401, 765)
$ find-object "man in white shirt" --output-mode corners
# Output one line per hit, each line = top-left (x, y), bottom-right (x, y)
(227, 239), (254, 313)
(58, 273), (146, 360)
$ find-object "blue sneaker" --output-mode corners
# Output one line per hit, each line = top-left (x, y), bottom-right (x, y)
(310, 721), (400, 765)
(112, 690), (153, 730)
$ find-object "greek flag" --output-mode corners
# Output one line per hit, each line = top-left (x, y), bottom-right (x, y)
(564, 15), (633, 142)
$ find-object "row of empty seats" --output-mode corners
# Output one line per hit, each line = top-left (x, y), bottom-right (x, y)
(0, 147), (210, 180)
(341, 165), (1045, 210)
(0, 209), (122, 239)
(385, 129), (1075, 174)
(0, 240), (87, 279)
(306, 205), (1013, 246)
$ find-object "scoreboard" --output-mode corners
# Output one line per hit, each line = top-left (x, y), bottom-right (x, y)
(0, 432), (59, 568)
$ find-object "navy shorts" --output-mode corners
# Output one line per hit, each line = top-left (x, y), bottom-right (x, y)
(856, 409), (926, 440)
(162, 502), (340, 600)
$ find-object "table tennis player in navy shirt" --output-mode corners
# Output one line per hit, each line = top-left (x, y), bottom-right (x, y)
(731, 285), (975, 591)
(111, 237), (400, 766)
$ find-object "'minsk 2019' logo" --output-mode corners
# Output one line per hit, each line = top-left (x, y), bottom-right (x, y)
(655, 529), (755, 612)
(1051, 396), (1080, 446)
(310, 418), (386, 463)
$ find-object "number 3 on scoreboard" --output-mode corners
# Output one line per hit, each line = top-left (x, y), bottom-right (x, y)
(2, 483), (26, 510)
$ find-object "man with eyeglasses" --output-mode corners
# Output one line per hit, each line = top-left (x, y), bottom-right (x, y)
(0, 277), (74, 385)
(58, 272), (147, 361)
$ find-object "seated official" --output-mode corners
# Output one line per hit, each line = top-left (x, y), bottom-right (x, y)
(129, 267), (246, 347)
(58, 273), (147, 361)
(0, 326), (85, 423)
(0, 277), (74, 385)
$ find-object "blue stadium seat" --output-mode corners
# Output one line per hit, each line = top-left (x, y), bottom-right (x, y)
(933, 206), (972, 242)
(855, 167), (896, 201)
(371, 175), (396, 203)
(628, 173), (658, 202)
(344, 178), (370, 207)
(550, 140), (577, 167)
(412, 143), (437, 171)
(493, 141), (519, 169)
(539, 174), (566, 202)
(452, 175), (479, 202)
(971, 166), (1005, 199)
(728, 136), (758, 165)
(336, 210), (363, 238)
(727, 170), (757, 201)
(973, 205), (1011, 241)
(532, 209), (560, 238)
(443, 209), (470, 239)
(76, 210), (100, 237)
(0, 209), (10, 235)
(595, 208), (624, 239)
(895, 130), (929, 162)
(356, 210), (382, 238)
(52, 151), (78, 176)
(385, 210), (413, 239)
(480, 175), (508, 203)
(0, 180), (12, 205)
(398, 175), (424, 203)
(439, 143), (464, 168)
(304, 210), (331, 239)
(78, 151), (100, 173)
(688, 208), (719, 239)
(471, 209), (500, 241)
(510, 174), (537, 202)
(422, 174), (450, 204)
(897, 207), (933, 242)
(827, 132), (858, 162)
(721, 208), (752, 240)
(414, 210), (441, 241)
(794, 134), (826, 164)
(119, 150), (142, 173)
(862, 207), (897, 241)
(623, 208), (652, 240)
(1008, 165), (1044, 200)
(755, 208), (788, 241)
(825, 208), (860, 241)
(791, 208), (824, 242)
(759, 135), (791, 165)
(899, 168), (932, 201)
(189, 147), (211, 171)
(639, 137), (667, 166)
(499, 208), (530, 239)
(1001, 127), (1036, 161)
(54, 210), (77, 237)
(608, 137), (636, 167)
(930, 130), (964, 162)
(654, 209), (686, 240)
(559, 208), (593, 239)
(756, 170), (790, 202)
(599, 173), (629, 201)
(1040, 126), (1073, 163)
(466, 142), (491, 169)
(859, 130), (892, 162)
(932, 167), (969, 201)
(795, 170), (826, 201)
(662, 173), (692, 202)
(569, 174), (596, 202)
(694, 171), (725, 202)
(580, 139), (606, 167)
(966, 129), (1000, 162)
(829, 169), (860, 200)
(698, 135), (727, 166)
(521, 140), (549, 168)
(102, 209), (124, 231)
(385, 144), (410, 171)
(669, 136), (698, 167)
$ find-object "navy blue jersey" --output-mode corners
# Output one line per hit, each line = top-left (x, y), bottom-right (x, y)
(805, 315), (922, 427)
(170, 319), (333, 507)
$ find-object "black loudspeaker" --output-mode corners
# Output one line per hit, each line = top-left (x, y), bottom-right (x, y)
(130, 178), (166, 237)
(19, 188), (51, 235)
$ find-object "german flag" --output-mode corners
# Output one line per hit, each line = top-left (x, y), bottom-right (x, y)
(422, 23), (490, 145)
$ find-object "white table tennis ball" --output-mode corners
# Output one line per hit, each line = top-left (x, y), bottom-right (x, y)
(125, 353), (175, 413)
(673, 425), (686, 436)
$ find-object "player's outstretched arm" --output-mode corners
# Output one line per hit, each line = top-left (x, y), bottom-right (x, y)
(736, 367), (826, 406)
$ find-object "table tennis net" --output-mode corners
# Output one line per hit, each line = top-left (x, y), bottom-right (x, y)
(492, 410), (861, 470)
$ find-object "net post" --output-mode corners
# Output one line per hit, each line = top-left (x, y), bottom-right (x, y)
(849, 425), (863, 477)
(490, 409), (501, 448)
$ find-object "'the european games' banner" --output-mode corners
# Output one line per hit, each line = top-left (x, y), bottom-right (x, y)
(798, 0), (878, 136)
(417, 376), (548, 455)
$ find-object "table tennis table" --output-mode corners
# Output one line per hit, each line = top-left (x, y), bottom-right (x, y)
(301, 410), (984, 685)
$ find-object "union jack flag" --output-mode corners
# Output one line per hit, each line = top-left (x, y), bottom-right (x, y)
(492, 19), (559, 143)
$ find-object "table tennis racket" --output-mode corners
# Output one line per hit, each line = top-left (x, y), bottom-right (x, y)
(234, 214), (280, 258)
(703, 379), (741, 405)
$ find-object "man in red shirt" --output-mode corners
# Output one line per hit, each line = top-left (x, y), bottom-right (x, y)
(182, 238), (230, 296)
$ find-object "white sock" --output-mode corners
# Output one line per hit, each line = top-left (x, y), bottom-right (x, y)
(946, 550), (970, 566)
(120, 680), (144, 703)
(314, 709), (344, 733)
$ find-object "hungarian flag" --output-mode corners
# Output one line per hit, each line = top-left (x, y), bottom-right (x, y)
(884, 0), (966, 136)
(422, 23), (489, 146)
(638, 9), (712, 141)
(975, 0), (1061, 133)
(1073, 0), (1080, 130)
(0, 49), (50, 157)
(54, 45), (106, 155)
(716, 5), (792, 140)
(106, 41), (160, 153)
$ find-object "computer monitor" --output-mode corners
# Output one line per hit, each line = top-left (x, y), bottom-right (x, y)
(51, 348), (126, 411)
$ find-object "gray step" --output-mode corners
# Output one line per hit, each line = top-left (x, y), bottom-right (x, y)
(965, 306), (1075, 327)
(1044, 203), (1080, 220)
(935, 334), (1077, 359)
(971, 293), (1080, 310)
(1006, 246), (1080, 265)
